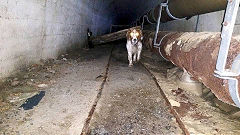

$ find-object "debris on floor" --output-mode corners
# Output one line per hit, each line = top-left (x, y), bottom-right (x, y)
(0, 58), (60, 113)
(0, 45), (113, 135)
(20, 91), (45, 110)
(87, 45), (183, 134)
(141, 50), (240, 134)
(0, 42), (240, 135)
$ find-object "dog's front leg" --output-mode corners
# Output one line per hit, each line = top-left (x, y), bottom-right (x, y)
(137, 43), (142, 62)
(137, 51), (141, 62)
(128, 52), (133, 67)
(133, 53), (137, 63)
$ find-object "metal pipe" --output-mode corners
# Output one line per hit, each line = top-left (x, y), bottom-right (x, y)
(144, 0), (227, 23)
(143, 30), (240, 106)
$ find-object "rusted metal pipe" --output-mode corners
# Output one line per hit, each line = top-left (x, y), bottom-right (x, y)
(143, 30), (240, 106)
(141, 0), (227, 23)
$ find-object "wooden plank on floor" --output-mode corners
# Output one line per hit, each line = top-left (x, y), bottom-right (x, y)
(91, 26), (140, 45)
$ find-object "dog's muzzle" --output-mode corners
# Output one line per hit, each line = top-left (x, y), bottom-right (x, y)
(132, 38), (138, 45)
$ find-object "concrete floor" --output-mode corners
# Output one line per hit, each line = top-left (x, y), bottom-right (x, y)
(88, 44), (182, 134)
(1, 42), (240, 135)
(0, 45), (112, 135)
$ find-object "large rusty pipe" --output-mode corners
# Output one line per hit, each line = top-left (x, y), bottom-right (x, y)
(143, 30), (240, 106)
(142, 0), (227, 23)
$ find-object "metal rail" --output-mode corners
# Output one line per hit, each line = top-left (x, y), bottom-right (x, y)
(141, 62), (190, 135)
(80, 46), (190, 134)
(81, 47), (114, 135)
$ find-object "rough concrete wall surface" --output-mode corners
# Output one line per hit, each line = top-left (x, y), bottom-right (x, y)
(0, 0), (112, 79)
(234, 10), (240, 35)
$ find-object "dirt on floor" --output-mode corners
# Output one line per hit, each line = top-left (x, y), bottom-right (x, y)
(0, 41), (240, 135)
(141, 50), (240, 135)
(88, 44), (182, 135)
(0, 45), (112, 135)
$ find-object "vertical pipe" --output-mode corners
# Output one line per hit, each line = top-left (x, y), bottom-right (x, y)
(154, 5), (163, 46)
(194, 15), (200, 32)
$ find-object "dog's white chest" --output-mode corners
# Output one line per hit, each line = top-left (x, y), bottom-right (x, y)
(126, 40), (142, 67)
(126, 41), (138, 53)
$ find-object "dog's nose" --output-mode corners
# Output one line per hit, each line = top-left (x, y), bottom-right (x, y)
(133, 39), (137, 42)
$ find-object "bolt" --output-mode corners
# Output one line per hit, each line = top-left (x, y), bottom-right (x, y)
(223, 21), (228, 26)
(223, 79), (228, 86)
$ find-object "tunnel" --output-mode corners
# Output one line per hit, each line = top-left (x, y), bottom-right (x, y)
(1, 0), (240, 134)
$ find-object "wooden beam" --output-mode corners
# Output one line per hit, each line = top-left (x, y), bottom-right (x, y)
(90, 26), (140, 45)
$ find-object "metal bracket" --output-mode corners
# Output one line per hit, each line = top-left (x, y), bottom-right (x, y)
(153, 0), (186, 60)
(214, 0), (240, 107)
(153, 33), (171, 61)
(215, 0), (240, 76)
(141, 15), (156, 30)
(228, 54), (240, 107)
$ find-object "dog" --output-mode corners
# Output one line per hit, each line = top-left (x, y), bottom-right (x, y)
(126, 28), (143, 67)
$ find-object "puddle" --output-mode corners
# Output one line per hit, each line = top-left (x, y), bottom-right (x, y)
(20, 91), (45, 110)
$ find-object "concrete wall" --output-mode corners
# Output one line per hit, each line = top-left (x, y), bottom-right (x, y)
(0, 0), (112, 79)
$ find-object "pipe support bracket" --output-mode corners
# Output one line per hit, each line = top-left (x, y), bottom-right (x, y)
(215, 0), (240, 107)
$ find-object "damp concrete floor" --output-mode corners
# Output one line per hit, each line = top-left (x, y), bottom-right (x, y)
(1, 42), (240, 135)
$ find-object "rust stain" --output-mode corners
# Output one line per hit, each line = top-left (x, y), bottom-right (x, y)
(143, 31), (240, 106)
(174, 102), (197, 117)
(190, 112), (212, 120)
(171, 88), (197, 117)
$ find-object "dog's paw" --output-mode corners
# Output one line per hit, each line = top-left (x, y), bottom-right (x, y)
(128, 64), (133, 67)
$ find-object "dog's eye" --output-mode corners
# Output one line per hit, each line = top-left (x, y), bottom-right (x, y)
(130, 33), (134, 37)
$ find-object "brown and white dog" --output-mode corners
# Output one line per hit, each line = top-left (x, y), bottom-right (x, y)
(126, 28), (143, 67)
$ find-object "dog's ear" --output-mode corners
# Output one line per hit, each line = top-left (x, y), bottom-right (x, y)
(136, 28), (141, 31)
(136, 28), (142, 34)
(139, 31), (143, 39)
(136, 28), (143, 40)
(126, 29), (131, 39)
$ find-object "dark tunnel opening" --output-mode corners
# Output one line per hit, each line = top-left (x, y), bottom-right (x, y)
(109, 0), (159, 25)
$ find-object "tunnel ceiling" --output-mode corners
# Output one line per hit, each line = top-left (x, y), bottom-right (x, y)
(106, 0), (160, 25)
